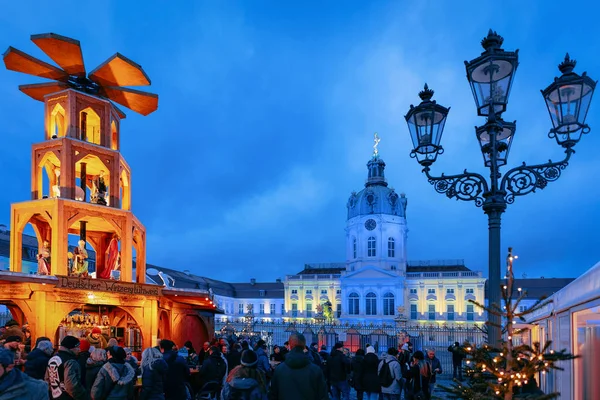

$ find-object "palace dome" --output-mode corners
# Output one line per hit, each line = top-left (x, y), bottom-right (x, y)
(347, 156), (407, 220)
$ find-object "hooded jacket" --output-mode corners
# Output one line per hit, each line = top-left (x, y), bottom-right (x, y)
(85, 359), (105, 392)
(361, 352), (381, 394)
(222, 377), (267, 400)
(378, 353), (402, 395)
(0, 367), (48, 400)
(268, 347), (328, 400)
(90, 360), (135, 400)
(327, 348), (350, 382)
(45, 348), (88, 400)
(140, 358), (168, 400)
(163, 350), (190, 400)
(24, 348), (52, 380)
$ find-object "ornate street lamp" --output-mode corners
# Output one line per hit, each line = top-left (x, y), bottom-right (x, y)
(404, 30), (596, 346)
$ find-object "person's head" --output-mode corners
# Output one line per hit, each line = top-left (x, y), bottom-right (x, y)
(219, 338), (227, 346)
(90, 348), (107, 363)
(334, 342), (344, 352)
(3, 336), (22, 351)
(124, 347), (133, 360)
(240, 349), (258, 368)
(241, 341), (249, 350)
(159, 339), (175, 353)
(413, 350), (425, 362)
(0, 348), (15, 379)
(91, 327), (102, 339)
(454, 342), (460, 347)
(284, 341), (290, 350)
(427, 349), (435, 359)
(141, 347), (163, 370)
(184, 341), (195, 352)
(107, 338), (118, 348)
(35, 336), (51, 346)
(36, 339), (54, 356)
(273, 345), (280, 354)
(222, 344), (229, 354)
(255, 339), (266, 350)
(320, 345), (327, 351)
(78, 240), (85, 248)
(356, 348), (365, 356)
(23, 329), (31, 339)
(387, 347), (398, 357)
(366, 345), (375, 354)
(60, 336), (80, 355)
(209, 346), (220, 355)
(79, 339), (91, 353)
(107, 346), (127, 363)
(4, 320), (18, 329)
(203, 341), (210, 351)
(310, 342), (318, 351)
(288, 333), (306, 350)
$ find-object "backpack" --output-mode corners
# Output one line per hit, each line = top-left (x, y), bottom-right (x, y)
(378, 359), (397, 388)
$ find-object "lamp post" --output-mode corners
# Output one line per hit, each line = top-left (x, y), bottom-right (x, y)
(404, 30), (596, 346)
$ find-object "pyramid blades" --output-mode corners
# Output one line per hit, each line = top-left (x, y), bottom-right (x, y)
(3, 47), (67, 80)
(20, 82), (68, 101)
(103, 86), (158, 116)
(89, 53), (151, 87)
(31, 33), (85, 76)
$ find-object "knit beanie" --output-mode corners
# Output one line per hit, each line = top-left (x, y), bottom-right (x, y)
(334, 342), (344, 350)
(79, 339), (91, 352)
(60, 335), (80, 349)
(4, 319), (18, 328)
(4, 335), (22, 343)
(91, 327), (102, 335)
(366, 345), (375, 354)
(108, 346), (127, 362)
(240, 349), (258, 367)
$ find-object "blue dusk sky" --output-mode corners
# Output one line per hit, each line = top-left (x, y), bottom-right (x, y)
(0, 1), (599, 282)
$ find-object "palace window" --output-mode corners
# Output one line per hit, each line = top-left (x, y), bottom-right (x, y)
(259, 304), (265, 314)
(352, 237), (357, 259)
(519, 305), (528, 313)
(50, 103), (66, 139)
(348, 293), (360, 315)
(306, 290), (312, 295)
(336, 303), (342, 318)
(336, 289), (342, 295)
(291, 289), (298, 295)
(292, 303), (298, 318)
(366, 292), (377, 315)
(238, 304), (244, 315)
(383, 292), (395, 315)
(270, 304), (276, 314)
(428, 304), (436, 320)
(281, 304), (285, 315)
(446, 288), (455, 294)
(467, 305), (474, 321)
(321, 289), (328, 295)
(410, 288), (418, 294)
(367, 237), (376, 257)
(447, 305), (455, 321)
(79, 107), (101, 145)
(388, 237), (395, 257)
(410, 304), (418, 320)
(428, 288), (436, 294)
(259, 290), (265, 297)
(306, 303), (313, 318)
(466, 288), (474, 294)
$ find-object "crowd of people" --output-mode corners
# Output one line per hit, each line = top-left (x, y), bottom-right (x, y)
(0, 318), (470, 400)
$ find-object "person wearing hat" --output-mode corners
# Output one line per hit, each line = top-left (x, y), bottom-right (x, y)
(91, 346), (135, 400)
(199, 346), (227, 392)
(76, 339), (91, 387)
(253, 339), (271, 379)
(0, 348), (48, 400)
(87, 327), (107, 350)
(24, 338), (54, 380)
(328, 342), (351, 400)
(221, 349), (267, 400)
(3, 336), (25, 367)
(0, 320), (24, 343)
(45, 335), (87, 400)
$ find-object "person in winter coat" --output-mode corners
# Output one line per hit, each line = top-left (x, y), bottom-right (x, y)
(139, 347), (168, 400)
(254, 340), (271, 379)
(44, 336), (88, 400)
(161, 339), (190, 400)
(402, 351), (431, 400)
(361, 347), (380, 400)
(426, 349), (442, 396)
(227, 343), (242, 370)
(378, 347), (402, 399)
(76, 340), (91, 388)
(221, 350), (267, 400)
(0, 348), (48, 400)
(90, 346), (135, 400)
(86, 328), (107, 350)
(351, 349), (365, 400)
(328, 342), (351, 400)
(270, 346), (284, 362)
(24, 339), (53, 380)
(268, 333), (328, 400)
(124, 348), (141, 376)
(200, 346), (227, 389)
(85, 348), (107, 392)
(447, 342), (465, 381)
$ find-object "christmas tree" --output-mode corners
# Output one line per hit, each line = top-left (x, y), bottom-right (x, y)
(436, 247), (577, 399)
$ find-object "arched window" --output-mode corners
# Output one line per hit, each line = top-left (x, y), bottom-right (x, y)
(366, 292), (377, 315)
(111, 120), (119, 150)
(80, 107), (101, 145)
(352, 237), (357, 259)
(348, 293), (359, 315)
(388, 237), (395, 257)
(383, 292), (395, 315)
(50, 104), (66, 139)
(367, 236), (376, 257)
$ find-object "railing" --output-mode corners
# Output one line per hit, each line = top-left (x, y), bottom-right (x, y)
(303, 263), (346, 270)
(406, 271), (482, 279)
(215, 320), (486, 378)
(408, 259), (465, 266)
(287, 274), (341, 280)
